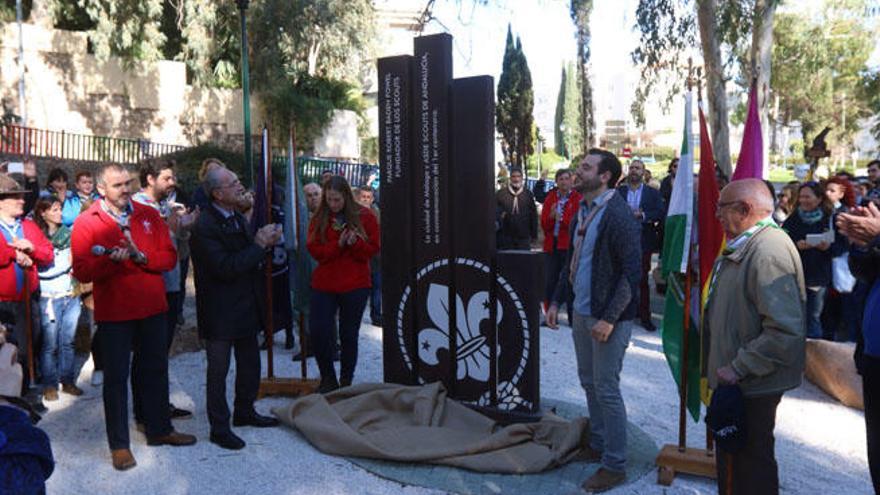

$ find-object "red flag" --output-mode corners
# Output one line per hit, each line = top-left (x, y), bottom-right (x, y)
(731, 81), (764, 180)
(698, 105), (724, 302)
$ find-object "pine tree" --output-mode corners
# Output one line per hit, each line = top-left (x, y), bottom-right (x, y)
(554, 65), (566, 156)
(496, 26), (535, 168)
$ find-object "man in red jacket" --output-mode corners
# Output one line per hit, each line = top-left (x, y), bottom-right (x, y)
(71, 163), (196, 471)
(540, 169), (581, 325)
(0, 173), (53, 411)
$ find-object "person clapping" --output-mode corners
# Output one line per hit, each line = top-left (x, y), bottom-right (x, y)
(307, 176), (379, 393)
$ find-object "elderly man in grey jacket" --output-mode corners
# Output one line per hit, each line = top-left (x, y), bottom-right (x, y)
(707, 178), (806, 495)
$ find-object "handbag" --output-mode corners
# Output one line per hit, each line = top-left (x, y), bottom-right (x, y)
(830, 214), (856, 293)
(832, 253), (856, 293)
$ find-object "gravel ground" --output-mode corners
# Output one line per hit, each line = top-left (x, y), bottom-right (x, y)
(39, 312), (873, 495)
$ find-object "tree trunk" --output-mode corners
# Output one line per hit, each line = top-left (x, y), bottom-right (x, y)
(696, 0), (732, 177)
(750, 0), (776, 177)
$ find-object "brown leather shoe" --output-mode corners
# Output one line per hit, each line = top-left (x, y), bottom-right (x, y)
(146, 430), (197, 447)
(581, 467), (626, 493)
(574, 445), (602, 463)
(111, 449), (137, 471)
(61, 383), (84, 396)
(43, 387), (59, 402)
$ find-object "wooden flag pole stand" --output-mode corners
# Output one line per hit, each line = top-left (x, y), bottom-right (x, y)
(258, 125), (318, 398)
(656, 254), (717, 485)
(656, 64), (717, 484)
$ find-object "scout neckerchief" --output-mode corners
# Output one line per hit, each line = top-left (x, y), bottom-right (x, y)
(568, 189), (616, 285)
(0, 217), (24, 293)
(508, 183), (524, 214)
(100, 199), (133, 229)
(554, 191), (571, 238)
(706, 216), (779, 303)
(132, 190), (170, 219)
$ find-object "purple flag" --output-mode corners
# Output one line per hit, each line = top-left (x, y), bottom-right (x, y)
(731, 82), (763, 180)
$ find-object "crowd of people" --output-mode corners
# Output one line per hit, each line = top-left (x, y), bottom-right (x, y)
(1, 148), (878, 493)
(0, 157), (382, 488)
(496, 153), (880, 493)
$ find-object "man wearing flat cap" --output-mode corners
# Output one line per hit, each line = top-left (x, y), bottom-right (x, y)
(0, 173), (53, 412)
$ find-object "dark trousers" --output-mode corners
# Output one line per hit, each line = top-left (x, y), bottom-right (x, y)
(544, 245), (572, 323)
(639, 251), (653, 325)
(0, 298), (41, 394)
(370, 270), (382, 324)
(205, 335), (260, 435)
(133, 292), (182, 422)
(864, 354), (880, 494)
(98, 313), (171, 450)
(165, 291), (183, 352)
(716, 393), (783, 495)
(178, 257), (189, 320)
(310, 288), (369, 383)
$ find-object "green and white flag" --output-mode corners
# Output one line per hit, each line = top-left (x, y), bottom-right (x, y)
(661, 92), (701, 422)
(662, 93), (694, 277)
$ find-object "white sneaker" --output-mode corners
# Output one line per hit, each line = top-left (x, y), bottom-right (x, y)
(91, 370), (103, 386)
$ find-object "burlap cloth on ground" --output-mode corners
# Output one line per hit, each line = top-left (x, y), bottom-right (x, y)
(272, 382), (588, 474)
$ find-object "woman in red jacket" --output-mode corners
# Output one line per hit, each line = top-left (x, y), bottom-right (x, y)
(308, 176), (380, 393)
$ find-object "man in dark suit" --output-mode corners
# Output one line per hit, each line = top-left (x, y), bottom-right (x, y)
(190, 167), (281, 450)
(617, 159), (665, 331)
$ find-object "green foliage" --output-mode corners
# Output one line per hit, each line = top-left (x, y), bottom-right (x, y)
(79, 0), (166, 66)
(554, 65), (565, 156)
(51, 0), (94, 30)
(864, 70), (880, 144)
(161, 142), (246, 193)
(570, 0), (594, 149)
(552, 62), (584, 158)
(769, 1), (877, 149)
(261, 74), (366, 153)
(630, 0), (756, 123)
(496, 25), (535, 167)
(178, 0), (241, 88)
(525, 149), (567, 176)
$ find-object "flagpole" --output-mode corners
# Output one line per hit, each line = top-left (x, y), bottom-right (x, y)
(696, 66), (716, 458)
(263, 127), (275, 380)
(258, 122), (319, 399)
(290, 123), (308, 380)
(656, 59), (716, 487)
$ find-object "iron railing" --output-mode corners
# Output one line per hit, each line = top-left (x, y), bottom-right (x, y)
(0, 123), (186, 164)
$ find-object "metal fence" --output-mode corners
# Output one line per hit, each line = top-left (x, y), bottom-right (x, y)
(0, 123), (186, 163)
(265, 152), (379, 189)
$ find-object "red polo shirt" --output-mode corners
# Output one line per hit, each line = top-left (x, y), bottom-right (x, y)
(71, 200), (177, 322)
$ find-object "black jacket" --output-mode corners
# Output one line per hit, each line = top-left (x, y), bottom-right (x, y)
(190, 205), (266, 340)
(616, 183), (665, 253)
(552, 192), (641, 323)
(782, 210), (835, 287)
(496, 186), (538, 249)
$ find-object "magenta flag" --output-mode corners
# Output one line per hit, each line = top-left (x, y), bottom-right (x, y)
(731, 82), (763, 180)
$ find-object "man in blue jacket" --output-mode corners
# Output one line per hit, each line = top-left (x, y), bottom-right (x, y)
(616, 159), (665, 331)
(547, 149), (641, 493)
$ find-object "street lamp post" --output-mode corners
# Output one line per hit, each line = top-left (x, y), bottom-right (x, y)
(237, 0), (253, 187)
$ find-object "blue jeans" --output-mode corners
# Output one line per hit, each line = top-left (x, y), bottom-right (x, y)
(571, 313), (632, 473)
(806, 286), (826, 339)
(40, 295), (82, 387)
(309, 288), (369, 384)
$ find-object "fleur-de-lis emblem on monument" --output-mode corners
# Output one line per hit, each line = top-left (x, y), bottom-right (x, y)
(418, 283), (503, 382)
